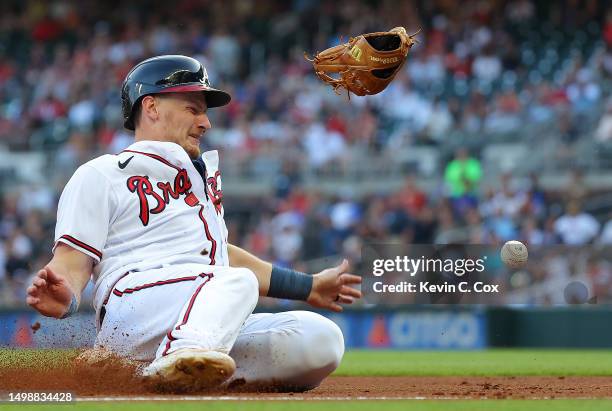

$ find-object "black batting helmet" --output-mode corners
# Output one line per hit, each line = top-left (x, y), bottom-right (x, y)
(121, 55), (231, 130)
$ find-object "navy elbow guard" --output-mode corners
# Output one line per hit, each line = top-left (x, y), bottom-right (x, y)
(268, 266), (313, 301)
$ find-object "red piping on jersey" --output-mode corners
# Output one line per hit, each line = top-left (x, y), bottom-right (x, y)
(112, 273), (211, 297)
(121, 149), (182, 172)
(162, 273), (214, 356)
(198, 205), (216, 265)
(103, 271), (130, 305)
(58, 235), (102, 259)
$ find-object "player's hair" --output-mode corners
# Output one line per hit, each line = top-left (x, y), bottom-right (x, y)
(132, 101), (143, 129)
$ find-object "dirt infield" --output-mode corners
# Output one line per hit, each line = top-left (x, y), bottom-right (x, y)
(2, 365), (612, 399)
(316, 376), (612, 399)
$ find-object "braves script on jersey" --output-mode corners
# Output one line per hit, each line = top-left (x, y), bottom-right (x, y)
(53, 140), (229, 314)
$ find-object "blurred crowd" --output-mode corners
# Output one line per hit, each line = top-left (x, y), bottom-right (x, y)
(1, 0), (612, 306)
(3, 150), (612, 306)
(1, 1), (612, 157)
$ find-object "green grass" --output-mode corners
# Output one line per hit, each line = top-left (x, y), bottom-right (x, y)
(3, 348), (612, 376)
(0, 348), (77, 369)
(3, 401), (612, 411)
(336, 349), (612, 376)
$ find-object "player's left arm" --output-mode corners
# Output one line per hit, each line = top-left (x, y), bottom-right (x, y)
(227, 243), (362, 312)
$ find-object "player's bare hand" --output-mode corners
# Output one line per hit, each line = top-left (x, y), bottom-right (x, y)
(307, 259), (361, 312)
(26, 267), (74, 319)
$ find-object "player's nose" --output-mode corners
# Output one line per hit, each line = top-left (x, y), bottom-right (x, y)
(195, 112), (212, 131)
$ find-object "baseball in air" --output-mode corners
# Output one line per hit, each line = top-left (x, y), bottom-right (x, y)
(500, 240), (528, 269)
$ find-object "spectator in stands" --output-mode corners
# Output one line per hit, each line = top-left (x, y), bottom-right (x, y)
(270, 209), (303, 266)
(472, 44), (502, 83)
(303, 121), (347, 171)
(522, 173), (548, 219)
(396, 175), (427, 218)
(527, 83), (556, 124)
(444, 148), (482, 213)
(407, 49), (445, 87)
(554, 201), (600, 245)
(384, 74), (433, 134)
(383, 192), (413, 237)
(505, 0), (535, 23)
(520, 217), (545, 245)
(600, 43), (612, 79)
(586, 256), (612, 300)
(594, 99), (612, 142)
(464, 206), (489, 243)
(208, 27), (241, 80)
(564, 169), (588, 204)
(329, 192), (361, 241)
(480, 174), (527, 219)
(566, 68), (602, 117)
(484, 90), (522, 134)
(5, 227), (32, 282)
(486, 208), (518, 242)
(460, 92), (488, 133)
(425, 98), (454, 143)
(598, 212), (612, 244)
(433, 202), (460, 243)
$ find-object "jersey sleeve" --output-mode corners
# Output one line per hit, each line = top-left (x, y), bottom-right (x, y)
(54, 164), (115, 263)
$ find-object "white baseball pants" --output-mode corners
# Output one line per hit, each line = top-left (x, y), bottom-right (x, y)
(95, 264), (344, 390)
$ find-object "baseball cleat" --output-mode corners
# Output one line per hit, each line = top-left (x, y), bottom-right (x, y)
(142, 349), (236, 391)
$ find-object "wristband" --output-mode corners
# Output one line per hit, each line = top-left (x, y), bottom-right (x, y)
(60, 294), (79, 319)
(268, 266), (313, 301)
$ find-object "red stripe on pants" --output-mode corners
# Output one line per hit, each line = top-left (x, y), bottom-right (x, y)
(162, 273), (213, 356)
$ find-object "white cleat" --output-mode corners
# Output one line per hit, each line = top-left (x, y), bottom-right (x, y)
(142, 349), (236, 391)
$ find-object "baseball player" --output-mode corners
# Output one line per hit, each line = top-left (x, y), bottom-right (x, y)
(26, 55), (362, 391)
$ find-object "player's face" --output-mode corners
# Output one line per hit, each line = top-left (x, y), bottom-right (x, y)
(156, 92), (211, 159)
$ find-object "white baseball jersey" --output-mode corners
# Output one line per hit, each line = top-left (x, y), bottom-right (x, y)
(55, 140), (344, 390)
(53, 140), (229, 312)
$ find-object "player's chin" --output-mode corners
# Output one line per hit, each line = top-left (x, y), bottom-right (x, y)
(185, 138), (201, 159)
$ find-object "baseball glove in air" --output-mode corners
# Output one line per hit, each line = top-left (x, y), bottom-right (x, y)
(305, 27), (418, 97)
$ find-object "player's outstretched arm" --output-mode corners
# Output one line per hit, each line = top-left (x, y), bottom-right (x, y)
(227, 244), (361, 311)
(26, 243), (93, 319)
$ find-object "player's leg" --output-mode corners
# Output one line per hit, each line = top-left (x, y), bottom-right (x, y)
(96, 264), (259, 362)
(154, 266), (259, 358)
(97, 264), (259, 388)
(228, 310), (344, 391)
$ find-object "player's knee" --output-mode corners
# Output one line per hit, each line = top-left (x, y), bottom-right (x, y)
(232, 267), (260, 303)
(313, 316), (345, 372)
(298, 311), (345, 373)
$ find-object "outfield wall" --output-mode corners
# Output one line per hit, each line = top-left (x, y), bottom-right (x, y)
(0, 307), (610, 349)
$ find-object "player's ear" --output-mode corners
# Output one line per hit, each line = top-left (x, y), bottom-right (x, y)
(141, 95), (160, 123)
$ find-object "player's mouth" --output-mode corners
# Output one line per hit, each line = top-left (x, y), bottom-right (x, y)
(188, 134), (202, 144)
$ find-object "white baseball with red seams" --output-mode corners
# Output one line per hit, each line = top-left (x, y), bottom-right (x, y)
(54, 140), (343, 390)
(500, 240), (528, 269)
